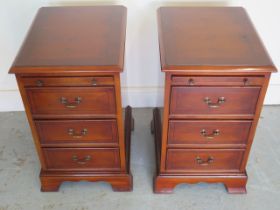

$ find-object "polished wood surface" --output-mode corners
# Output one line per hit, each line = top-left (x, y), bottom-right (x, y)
(43, 148), (121, 171)
(26, 87), (116, 117)
(154, 7), (277, 194)
(166, 149), (244, 172)
(10, 6), (132, 192)
(36, 120), (118, 146)
(168, 120), (251, 147)
(170, 87), (260, 116)
(10, 6), (127, 73)
(158, 7), (276, 72)
(171, 76), (264, 86)
(21, 76), (115, 87)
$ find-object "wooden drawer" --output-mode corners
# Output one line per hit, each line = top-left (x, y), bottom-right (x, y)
(168, 120), (252, 147)
(26, 87), (116, 117)
(166, 149), (244, 172)
(21, 76), (114, 87)
(170, 87), (260, 117)
(43, 148), (120, 171)
(171, 76), (264, 86)
(35, 120), (118, 146)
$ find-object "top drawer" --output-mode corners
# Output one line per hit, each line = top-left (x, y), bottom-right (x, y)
(171, 76), (264, 86)
(170, 86), (260, 117)
(26, 87), (116, 118)
(21, 76), (114, 87)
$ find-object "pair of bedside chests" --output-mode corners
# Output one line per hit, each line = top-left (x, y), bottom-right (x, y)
(9, 6), (277, 194)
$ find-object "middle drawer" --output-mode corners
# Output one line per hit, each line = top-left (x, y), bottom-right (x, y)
(168, 120), (252, 148)
(35, 119), (118, 147)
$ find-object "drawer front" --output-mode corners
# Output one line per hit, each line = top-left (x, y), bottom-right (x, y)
(26, 87), (116, 117)
(168, 120), (251, 146)
(166, 149), (244, 172)
(43, 148), (120, 171)
(21, 76), (114, 87)
(171, 76), (264, 86)
(170, 87), (260, 116)
(36, 120), (118, 146)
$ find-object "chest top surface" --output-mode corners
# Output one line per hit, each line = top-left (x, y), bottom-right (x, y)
(10, 6), (127, 74)
(158, 7), (276, 72)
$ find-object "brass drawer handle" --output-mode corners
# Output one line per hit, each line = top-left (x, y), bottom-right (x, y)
(72, 155), (91, 164)
(200, 129), (220, 139)
(68, 128), (88, 138)
(188, 78), (195, 85)
(196, 156), (214, 166)
(60, 96), (82, 108)
(92, 79), (98, 86)
(36, 80), (44, 87)
(204, 97), (225, 108)
(243, 78), (249, 86)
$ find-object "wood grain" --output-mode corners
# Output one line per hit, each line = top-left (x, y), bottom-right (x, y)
(154, 7), (277, 194)
(166, 149), (244, 172)
(158, 7), (276, 72)
(170, 87), (260, 116)
(171, 76), (264, 86)
(168, 120), (251, 147)
(9, 6), (127, 73)
(43, 148), (121, 171)
(35, 119), (118, 147)
(26, 87), (116, 117)
(10, 6), (132, 192)
(21, 76), (114, 87)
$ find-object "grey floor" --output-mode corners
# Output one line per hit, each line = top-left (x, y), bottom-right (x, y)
(0, 107), (280, 210)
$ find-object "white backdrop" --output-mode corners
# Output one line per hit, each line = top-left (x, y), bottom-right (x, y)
(1, 0), (279, 111)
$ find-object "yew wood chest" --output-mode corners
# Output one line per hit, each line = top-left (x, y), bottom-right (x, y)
(9, 6), (133, 192)
(152, 7), (277, 193)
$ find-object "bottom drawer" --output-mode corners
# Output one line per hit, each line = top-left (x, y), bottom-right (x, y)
(43, 148), (120, 171)
(166, 149), (244, 173)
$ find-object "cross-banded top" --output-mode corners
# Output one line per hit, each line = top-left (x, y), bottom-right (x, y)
(158, 7), (276, 72)
(10, 6), (127, 74)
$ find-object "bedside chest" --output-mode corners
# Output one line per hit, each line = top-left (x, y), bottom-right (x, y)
(9, 6), (133, 192)
(152, 7), (277, 193)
